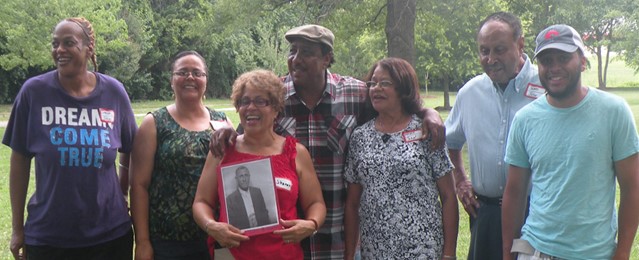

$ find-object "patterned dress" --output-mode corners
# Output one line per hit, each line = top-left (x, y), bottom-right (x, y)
(344, 115), (453, 259)
(148, 107), (227, 242)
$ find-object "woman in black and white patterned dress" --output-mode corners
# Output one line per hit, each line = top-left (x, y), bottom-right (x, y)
(344, 58), (458, 260)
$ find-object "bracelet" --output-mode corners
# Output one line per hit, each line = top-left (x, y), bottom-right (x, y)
(307, 218), (319, 231)
(204, 219), (215, 233)
(443, 255), (456, 259)
(118, 163), (129, 170)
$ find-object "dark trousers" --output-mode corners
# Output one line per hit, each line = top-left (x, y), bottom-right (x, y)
(26, 228), (133, 260)
(468, 200), (503, 260)
(151, 238), (210, 260)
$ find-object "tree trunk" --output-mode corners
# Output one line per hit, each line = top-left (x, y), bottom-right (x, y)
(603, 45), (611, 88)
(596, 45), (607, 89)
(443, 75), (451, 110)
(385, 0), (416, 66)
(603, 22), (614, 89)
(424, 72), (429, 97)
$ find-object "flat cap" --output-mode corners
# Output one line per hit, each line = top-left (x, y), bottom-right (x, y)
(285, 24), (334, 50)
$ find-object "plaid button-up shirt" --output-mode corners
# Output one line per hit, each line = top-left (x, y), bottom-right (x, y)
(276, 71), (370, 259)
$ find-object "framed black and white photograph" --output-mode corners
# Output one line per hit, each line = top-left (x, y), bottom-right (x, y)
(219, 157), (280, 236)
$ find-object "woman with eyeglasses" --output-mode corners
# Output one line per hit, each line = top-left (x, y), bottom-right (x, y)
(129, 51), (232, 260)
(4, 17), (137, 260)
(344, 58), (458, 260)
(192, 69), (326, 260)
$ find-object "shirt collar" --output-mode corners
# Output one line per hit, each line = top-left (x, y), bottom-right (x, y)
(491, 54), (534, 93)
(513, 54), (534, 93)
(284, 69), (336, 99)
(239, 188), (250, 196)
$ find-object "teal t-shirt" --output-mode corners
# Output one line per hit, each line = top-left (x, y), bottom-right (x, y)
(505, 88), (639, 259)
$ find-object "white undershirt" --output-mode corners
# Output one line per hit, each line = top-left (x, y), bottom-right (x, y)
(239, 188), (257, 227)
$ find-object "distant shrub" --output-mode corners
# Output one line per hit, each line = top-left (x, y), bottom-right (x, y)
(619, 82), (639, 88)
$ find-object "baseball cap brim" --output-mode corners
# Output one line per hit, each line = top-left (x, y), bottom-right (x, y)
(534, 42), (579, 58)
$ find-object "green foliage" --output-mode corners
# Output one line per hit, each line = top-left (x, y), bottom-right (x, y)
(0, 0), (131, 70)
(0, 68), (26, 103)
(416, 0), (497, 89)
(1, 0), (638, 103)
(618, 0), (639, 73)
(200, 0), (300, 97)
(0, 0), (140, 102)
(503, 0), (638, 89)
(323, 0), (386, 78)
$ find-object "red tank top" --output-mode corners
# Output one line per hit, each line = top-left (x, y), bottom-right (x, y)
(210, 136), (303, 260)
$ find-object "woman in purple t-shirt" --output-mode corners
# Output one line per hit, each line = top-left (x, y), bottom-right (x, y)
(3, 17), (137, 260)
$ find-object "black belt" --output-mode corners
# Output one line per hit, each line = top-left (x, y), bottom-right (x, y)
(476, 194), (502, 206)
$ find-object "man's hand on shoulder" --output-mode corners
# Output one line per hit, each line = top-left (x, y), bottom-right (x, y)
(420, 108), (445, 149)
(209, 126), (237, 158)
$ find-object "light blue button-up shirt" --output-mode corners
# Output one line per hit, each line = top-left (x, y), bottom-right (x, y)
(445, 54), (541, 197)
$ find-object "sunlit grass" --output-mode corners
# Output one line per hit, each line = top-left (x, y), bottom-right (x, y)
(582, 56), (639, 88)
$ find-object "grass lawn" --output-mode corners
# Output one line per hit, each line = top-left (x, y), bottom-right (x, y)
(1, 59), (639, 258)
(582, 55), (639, 88)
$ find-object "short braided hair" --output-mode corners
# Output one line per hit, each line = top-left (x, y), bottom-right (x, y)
(64, 17), (98, 71)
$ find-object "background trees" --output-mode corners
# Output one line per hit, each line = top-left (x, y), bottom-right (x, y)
(0, 0), (133, 102)
(0, 0), (637, 103)
(386, 0), (416, 66)
(504, 0), (638, 89)
(415, 0), (499, 109)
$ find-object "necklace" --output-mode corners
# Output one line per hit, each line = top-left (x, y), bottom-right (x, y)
(375, 114), (411, 144)
(374, 114), (411, 133)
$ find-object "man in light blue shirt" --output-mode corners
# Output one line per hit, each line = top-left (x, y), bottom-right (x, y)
(445, 12), (542, 259)
(502, 24), (639, 260)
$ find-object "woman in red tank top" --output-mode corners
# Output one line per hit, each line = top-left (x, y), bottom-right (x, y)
(192, 69), (326, 260)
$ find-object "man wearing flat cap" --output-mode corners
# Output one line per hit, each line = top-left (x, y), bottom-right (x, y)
(502, 24), (639, 260)
(281, 24), (444, 259)
(210, 24), (445, 259)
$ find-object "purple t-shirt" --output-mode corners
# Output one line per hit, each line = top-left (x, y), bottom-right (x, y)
(3, 70), (137, 247)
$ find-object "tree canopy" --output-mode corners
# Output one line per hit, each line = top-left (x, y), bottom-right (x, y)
(0, 0), (637, 103)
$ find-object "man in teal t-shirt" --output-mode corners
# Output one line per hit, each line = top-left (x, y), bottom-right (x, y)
(502, 24), (639, 260)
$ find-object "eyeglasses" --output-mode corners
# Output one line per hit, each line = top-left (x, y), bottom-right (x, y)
(173, 71), (207, 78)
(366, 80), (394, 89)
(239, 97), (270, 108)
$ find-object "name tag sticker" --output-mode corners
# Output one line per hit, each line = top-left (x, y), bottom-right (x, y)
(402, 129), (422, 143)
(275, 177), (292, 191)
(99, 108), (115, 124)
(524, 83), (545, 99)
